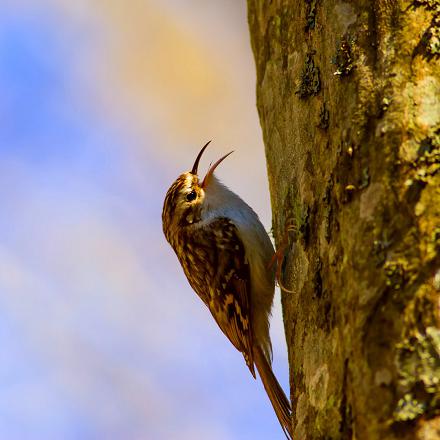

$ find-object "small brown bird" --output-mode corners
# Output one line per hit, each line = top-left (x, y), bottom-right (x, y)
(162, 141), (292, 438)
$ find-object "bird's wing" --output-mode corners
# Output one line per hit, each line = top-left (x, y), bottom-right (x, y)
(201, 218), (255, 377)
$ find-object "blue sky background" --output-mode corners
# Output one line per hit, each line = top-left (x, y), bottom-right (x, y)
(0, 1), (289, 439)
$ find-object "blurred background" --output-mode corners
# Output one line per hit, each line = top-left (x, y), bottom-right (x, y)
(0, 1), (289, 439)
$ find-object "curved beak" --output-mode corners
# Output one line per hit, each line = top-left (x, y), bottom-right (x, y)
(202, 151), (234, 188)
(191, 140), (211, 175)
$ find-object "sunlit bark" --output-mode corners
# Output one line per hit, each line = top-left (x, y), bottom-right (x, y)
(247, 1), (440, 438)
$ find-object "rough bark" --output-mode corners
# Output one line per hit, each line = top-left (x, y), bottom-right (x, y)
(247, 1), (440, 439)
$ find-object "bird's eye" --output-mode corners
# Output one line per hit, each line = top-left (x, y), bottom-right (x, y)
(186, 190), (197, 202)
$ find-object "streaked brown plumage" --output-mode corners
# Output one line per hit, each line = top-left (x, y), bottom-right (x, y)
(162, 141), (292, 438)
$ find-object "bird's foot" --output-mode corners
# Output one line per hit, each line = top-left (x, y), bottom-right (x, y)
(268, 218), (296, 293)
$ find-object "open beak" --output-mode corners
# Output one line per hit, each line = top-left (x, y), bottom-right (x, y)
(201, 151), (234, 188)
(190, 141), (233, 187)
(191, 140), (211, 175)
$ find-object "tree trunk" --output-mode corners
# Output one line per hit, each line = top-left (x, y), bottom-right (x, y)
(247, 1), (440, 439)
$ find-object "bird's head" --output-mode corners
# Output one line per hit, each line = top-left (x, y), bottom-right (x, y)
(162, 141), (233, 242)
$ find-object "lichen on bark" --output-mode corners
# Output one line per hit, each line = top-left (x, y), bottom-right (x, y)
(247, 1), (440, 438)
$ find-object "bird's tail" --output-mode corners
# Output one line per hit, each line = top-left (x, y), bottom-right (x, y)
(254, 345), (293, 439)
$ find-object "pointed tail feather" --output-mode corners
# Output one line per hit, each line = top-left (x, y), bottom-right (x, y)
(254, 345), (293, 439)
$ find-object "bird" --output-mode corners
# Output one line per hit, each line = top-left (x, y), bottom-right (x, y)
(162, 141), (293, 439)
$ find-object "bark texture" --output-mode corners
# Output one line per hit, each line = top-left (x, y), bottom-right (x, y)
(247, 1), (440, 439)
